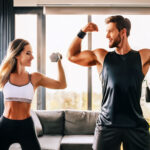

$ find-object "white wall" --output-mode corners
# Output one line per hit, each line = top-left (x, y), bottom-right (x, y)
(14, 0), (150, 7)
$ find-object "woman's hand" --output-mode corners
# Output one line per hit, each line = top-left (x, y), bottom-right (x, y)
(33, 52), (66, 89)
(49, 52), (62, 62)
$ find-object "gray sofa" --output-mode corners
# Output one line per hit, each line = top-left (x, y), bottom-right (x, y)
(9, 110), (99, 150)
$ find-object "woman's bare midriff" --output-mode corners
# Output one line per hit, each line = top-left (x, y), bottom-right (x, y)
(3, 101), (31, 120)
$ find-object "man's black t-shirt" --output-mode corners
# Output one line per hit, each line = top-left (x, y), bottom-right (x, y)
(97, 50), (149, 128)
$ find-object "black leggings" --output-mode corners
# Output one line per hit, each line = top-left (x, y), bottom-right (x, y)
(0, 116), (41, 150)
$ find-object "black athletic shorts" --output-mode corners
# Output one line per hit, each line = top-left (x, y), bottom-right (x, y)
(92, 125), (150, 150)
(0, 116), (41, 150)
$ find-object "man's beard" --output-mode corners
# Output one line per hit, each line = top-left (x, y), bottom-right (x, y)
(109, 34), (121, 48)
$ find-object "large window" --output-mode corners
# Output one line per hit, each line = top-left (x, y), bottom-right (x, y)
(46, 15), (88, 110)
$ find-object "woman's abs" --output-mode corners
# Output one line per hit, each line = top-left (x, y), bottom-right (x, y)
(3, 101), (31, 120)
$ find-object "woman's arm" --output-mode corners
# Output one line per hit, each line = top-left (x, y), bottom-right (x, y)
(33, 55), (67, 90)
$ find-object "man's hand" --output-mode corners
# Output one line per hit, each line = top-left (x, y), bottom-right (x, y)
(82, 22), (99, 33)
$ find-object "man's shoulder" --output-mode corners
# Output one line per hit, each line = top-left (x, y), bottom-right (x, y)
(92, 49), (109, 65)
(93, 48), (108, 55)
(139, 48), (150, 54)
(139, 49), (150, 59)
(138, 49), (150, 64)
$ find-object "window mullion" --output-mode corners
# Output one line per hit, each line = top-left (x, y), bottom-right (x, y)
(37, 12), (46, 110)
(87, 15), (92, 110)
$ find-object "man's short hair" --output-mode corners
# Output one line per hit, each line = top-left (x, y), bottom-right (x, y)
(105, 15), (131, 37)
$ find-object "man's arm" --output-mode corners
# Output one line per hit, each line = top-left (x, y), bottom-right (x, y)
(67, 22), (107, 67)
(139, 49), (150, 75)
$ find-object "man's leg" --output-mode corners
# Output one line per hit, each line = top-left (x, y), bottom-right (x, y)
(92, 126), (122, 150)
(123, 127), (150, 150)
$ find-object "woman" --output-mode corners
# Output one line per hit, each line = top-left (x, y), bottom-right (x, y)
(0, 39), (67, 150)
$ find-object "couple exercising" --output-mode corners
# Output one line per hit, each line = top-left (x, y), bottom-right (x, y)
(0, 15), (150, 150)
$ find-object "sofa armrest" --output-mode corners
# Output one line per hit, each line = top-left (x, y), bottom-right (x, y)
(31, 110), (43, 137)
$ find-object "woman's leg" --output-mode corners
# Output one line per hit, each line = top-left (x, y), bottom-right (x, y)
(18, 117), (41, 150)
(0, 116), (15, 150)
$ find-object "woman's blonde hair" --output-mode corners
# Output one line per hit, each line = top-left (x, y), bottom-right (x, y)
(0, 39), (30, 88)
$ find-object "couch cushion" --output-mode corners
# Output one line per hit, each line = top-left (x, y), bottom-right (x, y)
(36, 110), (64, 135)
(38, 135), (62, 150)
(64, 110), (99, 135)
(61, 135), (94, 150)
(31, 110), (43, 137)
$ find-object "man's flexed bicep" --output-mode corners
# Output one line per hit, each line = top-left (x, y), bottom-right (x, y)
(67, 22), (107, 67)
(67, 37), (107, 67)
(68, 47), (107, 67)
(68, 46), (98, 66)
(67, 35), (99, 66)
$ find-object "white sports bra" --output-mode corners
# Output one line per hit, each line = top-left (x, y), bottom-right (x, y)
(3, 74), (34, 103)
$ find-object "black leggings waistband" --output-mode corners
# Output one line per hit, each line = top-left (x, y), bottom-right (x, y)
(2, 115), (32, 122)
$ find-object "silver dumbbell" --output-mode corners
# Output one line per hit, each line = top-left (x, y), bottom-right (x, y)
(49, 52), (62, 62)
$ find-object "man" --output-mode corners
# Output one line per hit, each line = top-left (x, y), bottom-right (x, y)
(67, 15), (150, 150)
